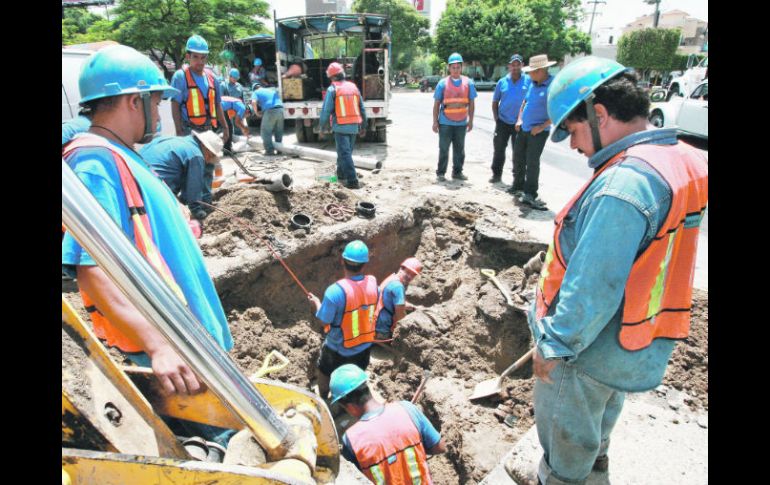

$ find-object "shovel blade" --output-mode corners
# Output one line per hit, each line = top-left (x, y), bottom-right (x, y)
(469, 377), (503, 401)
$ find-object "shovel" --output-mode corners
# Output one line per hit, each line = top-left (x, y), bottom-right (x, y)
(481, 268), (514, 307)
(469, 348), (535, 401)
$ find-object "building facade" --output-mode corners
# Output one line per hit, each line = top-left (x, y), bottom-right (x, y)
(622, 10), (707, 55)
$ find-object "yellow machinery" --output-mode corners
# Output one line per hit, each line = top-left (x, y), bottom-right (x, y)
(62, 160), (340, 484)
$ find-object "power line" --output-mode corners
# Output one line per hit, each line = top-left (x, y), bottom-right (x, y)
(586, 0), (607, 36)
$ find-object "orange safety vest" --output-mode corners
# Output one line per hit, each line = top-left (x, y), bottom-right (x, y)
(63, 134), (188, 353)
(331, 80), (363, 125)
(442, 76), (470, 122)
(374, 273), (402, 331)
(535, 142), (708, 351)
(346, 402), (433, 485)
(221, 95), (243, 119)
(183, 66), (218, 129)
(332, 276), (379, 348)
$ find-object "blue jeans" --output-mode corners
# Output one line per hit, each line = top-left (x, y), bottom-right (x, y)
(534, 362), (625, 484)
(437, 124), (467, 176)
(260, 108), (284, 154)
(334, 133), (358, 183)
(125, 352), (236, 448)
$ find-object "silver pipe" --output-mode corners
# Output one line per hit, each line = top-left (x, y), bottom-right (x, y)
(62, 159), (294, 459)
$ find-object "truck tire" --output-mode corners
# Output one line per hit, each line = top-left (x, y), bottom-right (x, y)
(296, 122), (307, 143)
(376, 126), (387, 143)
(305, 125), (319, 143)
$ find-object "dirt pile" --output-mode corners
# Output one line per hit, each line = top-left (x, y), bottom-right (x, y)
(663, 288), (708, 409)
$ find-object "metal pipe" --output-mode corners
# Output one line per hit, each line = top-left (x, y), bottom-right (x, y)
(244, 137), (383, 170)
(62, 159), (294, 460)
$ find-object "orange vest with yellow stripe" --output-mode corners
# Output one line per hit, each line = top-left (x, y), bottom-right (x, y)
(346, 402), (433, 485)
(183, 66), (219, 129)
(334, 276), (379, 348)
(63, 134), (188, 353)
(442, 76), (470, 122)
(535, 142), (708, 351)
(331, 80), (363, 125)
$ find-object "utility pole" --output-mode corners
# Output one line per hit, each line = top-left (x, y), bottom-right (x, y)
(586, 0), (606, 36)
(645, 0), (662, 28)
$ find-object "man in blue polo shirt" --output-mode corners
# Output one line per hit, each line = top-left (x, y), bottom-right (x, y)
(490, 54), (530, 184)
(511, 54), (556, 210)
(221, 68), (244, 99)
(432, 52), (478, 182)
(251, 82), (284, 156)
(307, 241), (378, 401)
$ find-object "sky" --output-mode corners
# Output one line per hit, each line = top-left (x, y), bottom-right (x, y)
(264, 1), (708, 33)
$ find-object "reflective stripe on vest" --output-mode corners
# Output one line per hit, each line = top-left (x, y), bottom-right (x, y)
(346, 402), (433, 485)
(442, 76), (469, 122)
(184, 66), (218, 128)
(535, 142), (708, 351)
(331, 81), (363, 125)
(63, 133), (188, 353)
(336, 275), (379, 348)
(374, 273), (402, 331)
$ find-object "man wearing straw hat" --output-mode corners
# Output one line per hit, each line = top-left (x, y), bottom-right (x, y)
(509, 54), (556, 210)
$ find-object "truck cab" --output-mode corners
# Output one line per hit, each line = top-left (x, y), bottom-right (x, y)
(274, 13), (391, 143)
(667, 55), (708, 101)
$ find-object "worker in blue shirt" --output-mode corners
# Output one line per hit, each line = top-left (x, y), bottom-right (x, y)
(432, 53), (477, 182)
(307, 241), (378, 400)
(250, 82), (284, 156)
(374, 258), (423, 341)
(319, 62), (367, 189)
(490, 54), (530, 184)
(139, 130), (224, 220)
(221, 67), (244, 99)
(511, 54), (556, 209)
(62, 114), (92, 145)
(249, 58), (269, 87)
(170, 35), (229, 145)
(62, 45), (235, 448)
(220, 96), (250, 150)
(331, 364), (446, 481)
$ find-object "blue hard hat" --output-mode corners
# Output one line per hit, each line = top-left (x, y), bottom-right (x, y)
(78, 45), (179, 105)
(253, 58), (263, 67)
(186, 35), (209, 54)
(229, 68), (240, 79)
(448, 52), (463, 65)
(330, 364), (368, 404)
(342, 240), (369, 264)
(547, 56), (628, 142)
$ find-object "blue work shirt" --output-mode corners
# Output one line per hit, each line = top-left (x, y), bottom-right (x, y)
(520, 75), (553, 132)
(433, 76), (478, 126)
(341, 400), (441, 468)
(375, 276), (405, 334)
(62, 134), (233, 352)
(62, 115), (92, 145)
(222, 80), (244, 99)
(319, 83), (368, 135)
(251, 88), (283, 112)
(527, 128), (700, 393)
(171, 67), (223, 125)
(316, 274), (377, 356)
(493, 74), (530, 125)
(139, 135), (210, 214)
(221, 97), (247, 118)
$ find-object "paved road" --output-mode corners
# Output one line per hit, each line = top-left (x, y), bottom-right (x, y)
(384, 89), (708, 289)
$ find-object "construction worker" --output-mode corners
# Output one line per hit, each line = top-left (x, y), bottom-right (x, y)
(331, 364), (447, 482)
(62, 45), (235, 447)
(139, 130), (224, 221)
(307, 240), (378, 400)
(515, 56), (708, 484)
(170, 35), (230, 145)
(319, 62), (367, 189)
(432, 52), (477, 182)
(490, 54), (530, 184)
(249, 57), (268, 87)
(250, 82), (284, 156)
(221, 67), (244, 99)
(509, 54), (556, 209)
(220, 95), (250, 150)
(374, 257), (422, 342)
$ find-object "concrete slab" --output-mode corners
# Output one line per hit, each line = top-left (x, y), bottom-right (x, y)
(480, 389), (708, 485)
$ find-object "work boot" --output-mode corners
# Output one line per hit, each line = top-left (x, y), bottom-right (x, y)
(593, 454), (609, 472)
(522, 193), (548, 210)
(436, 174), (447, 182)
(344, 180), (361, 189)
(452, 172), (468, 181)
(489, 175), (502, 183)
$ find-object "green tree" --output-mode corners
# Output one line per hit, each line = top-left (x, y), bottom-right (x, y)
(435, 0), (590, 77)
(352, 0), (431, 72)
(62, 7), (113, 45)
(617, 28), (680, 82)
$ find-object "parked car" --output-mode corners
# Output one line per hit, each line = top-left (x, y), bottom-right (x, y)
(473, 77), (496, 91)
(649, 81), (708, 140)
(422, 75), (441, 91)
